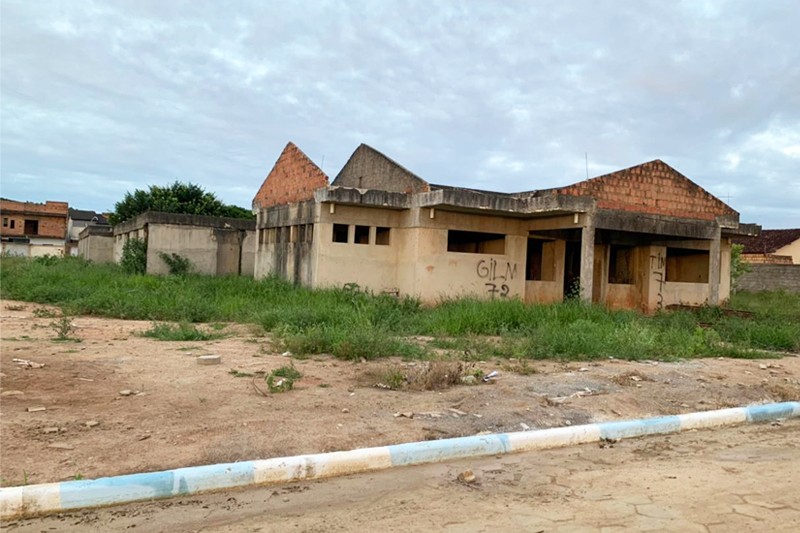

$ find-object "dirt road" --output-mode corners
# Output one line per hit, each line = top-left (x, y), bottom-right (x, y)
(5, 421), (799, 532)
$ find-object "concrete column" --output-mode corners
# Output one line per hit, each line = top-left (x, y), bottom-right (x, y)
(708, 226), (721, 306)
(579, 216), (595, 303)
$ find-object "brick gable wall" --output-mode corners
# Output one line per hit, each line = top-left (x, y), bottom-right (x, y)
(252, 143), (329, 209)
(1, 199), (68, 239)
(555, 160), (737, 221)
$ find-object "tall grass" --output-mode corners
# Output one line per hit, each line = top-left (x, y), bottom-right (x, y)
(1, 255), (797, 360)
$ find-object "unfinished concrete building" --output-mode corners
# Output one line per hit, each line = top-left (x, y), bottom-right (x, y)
(110, 212), (256, 276)
(252, 142), (758, 312)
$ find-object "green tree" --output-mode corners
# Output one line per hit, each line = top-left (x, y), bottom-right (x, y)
(730, 243), (751, 293)
(108, 181), (253, 225)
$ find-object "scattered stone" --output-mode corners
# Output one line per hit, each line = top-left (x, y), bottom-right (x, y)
(448, 408), (468, 416)
(281, 351), (292, 357)
(76, 378), (94, 382)
(43, 427), (60, 434)
(27, 406), (46, 412)
(564, 420), (572, 426)
(629, 375), (642, 382)
(759, 363), (768, 370)
(1, 390), (24, 396)
(12, 358), (45, 369)
(460, 375), (477, 385)
(482, 370), (499, 382)
(85, 420), (100, 428)
(48, 443), (74, 450)
(457, 469), (477, 484)
(546, 396), (568, 406)
(519, 422), (530, 431)
(578, 367), (589, 372)
(138, 434), (151, 441)
(119, 390), (133, 397)
(197, 355), (222, 365)
(341, 408), (349, 414)
(394, 412), (414, 418)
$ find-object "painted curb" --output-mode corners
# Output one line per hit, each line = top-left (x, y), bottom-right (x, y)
(2, 401), (798, 520)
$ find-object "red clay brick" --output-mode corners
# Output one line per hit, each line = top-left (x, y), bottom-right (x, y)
(252, 142), (329, 209)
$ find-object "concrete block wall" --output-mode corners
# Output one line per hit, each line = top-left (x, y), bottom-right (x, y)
(556, 160), (736, 222)
(252, 142), (329, 209)
(738, 264), (800, 292)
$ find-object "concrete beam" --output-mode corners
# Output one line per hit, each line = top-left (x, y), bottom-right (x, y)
(594, 210), (718, 240)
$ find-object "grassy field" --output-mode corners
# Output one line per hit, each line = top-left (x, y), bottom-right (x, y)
(1, 255), (798, 361)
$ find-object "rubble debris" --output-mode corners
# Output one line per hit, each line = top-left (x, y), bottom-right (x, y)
(457, 469), (477, 484)
(13, 358), (45, 369)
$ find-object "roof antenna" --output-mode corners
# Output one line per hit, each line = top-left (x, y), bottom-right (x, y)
(320, 155), (325, 171)
(585, 152), (589, 180)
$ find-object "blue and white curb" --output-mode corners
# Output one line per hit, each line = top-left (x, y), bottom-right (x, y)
(2, 401), (798, 519)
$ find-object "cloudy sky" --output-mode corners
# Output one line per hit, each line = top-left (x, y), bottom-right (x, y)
(1, 0), (798, 227)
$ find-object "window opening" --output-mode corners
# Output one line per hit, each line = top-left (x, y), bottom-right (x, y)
(332, 224), (349, 243)
(447, 230), (506, 254)
(608, 245), (635, 284)
(375, 227), (391, 245)
(354, 225), (370, 244)
(666, 248), (709, 282)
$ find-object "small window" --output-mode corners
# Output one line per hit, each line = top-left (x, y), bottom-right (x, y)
(666, 248), (709, 283)
(609, 245), (635, 284)
(24, 220), (39, 235)
(447, 230), (506, 254)
(376, 227), (391, 245)
(354, 225), (370, 245)
(10, 220), (16, 229)
(2, 217), (7, 227)
(332, 224), (349, 243)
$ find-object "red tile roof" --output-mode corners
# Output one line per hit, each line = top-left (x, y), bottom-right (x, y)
(733, 228), (800, 254)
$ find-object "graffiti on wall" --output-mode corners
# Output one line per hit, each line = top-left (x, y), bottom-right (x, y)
(650, 251), (665, 310)
(477, 258), (517, 298)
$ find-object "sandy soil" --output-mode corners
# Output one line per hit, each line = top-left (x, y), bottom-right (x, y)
(1, 299), (798, 488)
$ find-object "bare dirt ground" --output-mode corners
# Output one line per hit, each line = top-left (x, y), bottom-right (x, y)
(1, 299), (798, 489)
(6, 422), (799, 532)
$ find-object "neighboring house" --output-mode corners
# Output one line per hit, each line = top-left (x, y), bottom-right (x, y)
(0, 199), (69, 257)
(252, 142), (759, 312)
(732, 229), (800, 264)
(110, 211), (256, 276)
(67, 208), (109, 256)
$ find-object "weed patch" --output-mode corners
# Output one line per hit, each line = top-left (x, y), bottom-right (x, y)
(139, 322), (225, 342)
(2, 255), (798, 361)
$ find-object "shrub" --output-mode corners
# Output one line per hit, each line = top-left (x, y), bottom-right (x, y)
(120, 238), (147, 275)
(159, 252), (192, 276)
(139, 322), (225, 341)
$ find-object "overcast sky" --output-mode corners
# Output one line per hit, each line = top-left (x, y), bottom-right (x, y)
(1, 1), (798, 228)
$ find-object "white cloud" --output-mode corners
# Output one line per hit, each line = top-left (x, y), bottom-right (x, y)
(1, 0), (798, 228)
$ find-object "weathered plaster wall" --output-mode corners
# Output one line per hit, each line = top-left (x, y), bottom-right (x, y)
(147, 224), (219, 275)
(78, 233), (114, 263)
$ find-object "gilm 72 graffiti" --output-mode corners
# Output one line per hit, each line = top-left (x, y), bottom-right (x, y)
(476, 258), (517, 298)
